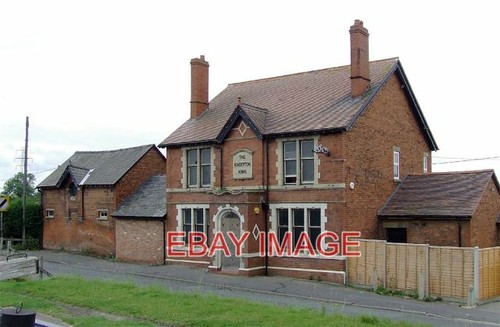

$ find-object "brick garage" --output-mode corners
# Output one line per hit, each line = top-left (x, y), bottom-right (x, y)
(38, 144), (165, 256)
(379, 170), (500, 247)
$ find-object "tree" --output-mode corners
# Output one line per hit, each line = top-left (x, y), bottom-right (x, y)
(1, 172), (41, 250)
(3, 196), (41, 242)
(2, 172), (37, 198)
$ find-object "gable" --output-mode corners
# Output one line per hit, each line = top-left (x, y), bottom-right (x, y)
(216, 105), (266, 143)
(346, 64), (438, 151)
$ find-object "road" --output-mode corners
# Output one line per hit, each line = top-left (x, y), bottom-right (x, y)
(4, 250), (500, 327)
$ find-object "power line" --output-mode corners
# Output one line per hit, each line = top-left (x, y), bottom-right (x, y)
(433, 156), (500, 165)
(32, 168), (56, 175)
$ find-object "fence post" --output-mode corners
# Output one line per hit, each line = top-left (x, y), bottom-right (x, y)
(472, 246), (479, 305)
(39, 256), (43, 279)
(345, 256), (349, 286)
(418, 272), (425, 300)
(382, 240), (387, 288)
(425, 243), (430, 297)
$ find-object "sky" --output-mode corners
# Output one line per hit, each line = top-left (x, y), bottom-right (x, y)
(1, 0), (499, 190)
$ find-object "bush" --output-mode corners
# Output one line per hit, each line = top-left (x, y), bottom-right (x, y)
(12, 236), (41, 251)
(2, 196), (42, 242)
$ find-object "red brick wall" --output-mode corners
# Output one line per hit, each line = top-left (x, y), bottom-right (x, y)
(115, 219), (165, 264)
(470, 179), (500, 247)
(115, 147), (165, 206)
(381, 220), (470, 246)
(166, 147), (183, 189)
(42, 185), (116, 255)
(344, 74), (433, 239)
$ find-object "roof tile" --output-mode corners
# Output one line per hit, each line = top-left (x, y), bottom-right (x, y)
(160, 58), (399, 146)
(37, 144), (159, 188)
(379, 170), (497, 218)
(112, 175), (166, 218)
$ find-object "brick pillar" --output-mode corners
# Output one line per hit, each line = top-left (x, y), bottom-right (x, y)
(349, 20), (370, 97)
(190, 55), (209, 118)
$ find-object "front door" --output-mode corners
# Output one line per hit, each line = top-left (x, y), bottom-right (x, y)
(220, 213), (240, 271)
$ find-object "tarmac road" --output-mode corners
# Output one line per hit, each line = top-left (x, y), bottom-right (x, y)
(4, 250), (500, 327)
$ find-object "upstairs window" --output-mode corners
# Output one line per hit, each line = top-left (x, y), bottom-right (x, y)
(68, 182), (78, 197)
(283, 140), (314, 185)
(187, 148), (211, 188)
(97, 209), (108, 221)
(393, 150), (400, 180)
(423, 156), (428, 174)
(46, 209), (55, 219)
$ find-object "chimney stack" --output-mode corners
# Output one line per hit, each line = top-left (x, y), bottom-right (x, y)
(349, 20), (370, 97)
(190, 55), (209, 118)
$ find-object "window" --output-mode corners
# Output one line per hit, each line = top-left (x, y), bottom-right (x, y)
(97, 209), (108, 221)
(182, 208), (210, 245)
(393, 151), (400, 180)
(292, 209), (305, 247)
(274, 207), (323, 250)
(46, 209), (55, 219)
(277, 209), (288, 244)
(386, 228), (407, 243)
(187, 148), (211, 188)
(68, 182), (78, 197)
(423, 156), (428, 174)
(283, 140), (314, 185)
(308, 209), (321, 248)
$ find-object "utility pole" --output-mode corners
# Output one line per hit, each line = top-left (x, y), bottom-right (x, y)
(22, 116), (29, 247)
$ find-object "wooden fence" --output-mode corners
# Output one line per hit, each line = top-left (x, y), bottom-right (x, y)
(347, 240), (500, 304)
(479, 247), (500, 301)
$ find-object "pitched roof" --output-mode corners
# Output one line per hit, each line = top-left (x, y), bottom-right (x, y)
(379, 170), (499, 219)
(160, 58), (437, 150)
(112, 175), (166, 219)
(37, 144), (160, 188)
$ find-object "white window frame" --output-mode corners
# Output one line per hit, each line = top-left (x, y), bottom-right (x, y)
(270, 203), (327, 252)
(423, 156), (428, 174)
(176, 204), (210, 247)
(393, 150), (400, 180)
(282, 139), (315, 185)
(186, 147), (212, 188)
(97, 209), (108, 221)
(46, 209), (55, 219)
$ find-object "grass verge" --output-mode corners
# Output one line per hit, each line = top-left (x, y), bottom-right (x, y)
(0, 276), (431, 327)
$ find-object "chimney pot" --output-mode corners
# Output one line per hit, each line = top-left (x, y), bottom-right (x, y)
(350, 19), (370, 97)
(190, 55), (209, 118)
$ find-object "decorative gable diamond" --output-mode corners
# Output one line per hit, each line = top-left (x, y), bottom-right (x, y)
(238, 121), (248, 136)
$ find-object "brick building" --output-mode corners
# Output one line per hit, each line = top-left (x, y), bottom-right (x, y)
(159, 20), (440, 282)
(37, 144), (165, 256)
(113, 175), (166, 264)
(379, 170), (500, 248)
